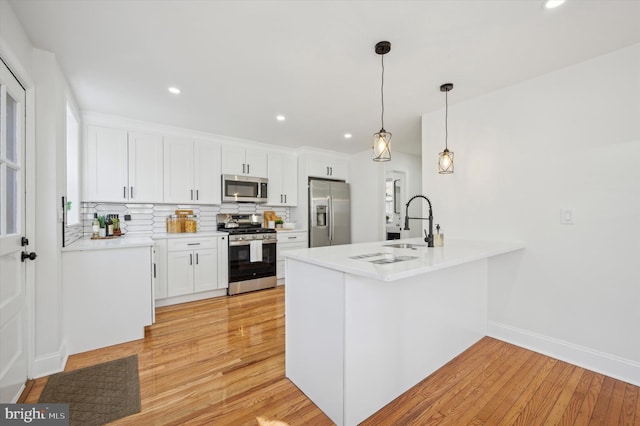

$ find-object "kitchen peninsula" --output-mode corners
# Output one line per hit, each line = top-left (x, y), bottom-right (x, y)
(283, 238), (524, 426)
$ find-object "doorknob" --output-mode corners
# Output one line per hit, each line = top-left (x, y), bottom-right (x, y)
(21, 252), (37, 262)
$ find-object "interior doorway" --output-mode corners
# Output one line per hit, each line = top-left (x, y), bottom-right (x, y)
(384, 170), (406, 240)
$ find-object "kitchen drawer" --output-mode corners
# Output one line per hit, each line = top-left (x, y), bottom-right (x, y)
(277, 232), (308, 244)
(167, 238), (217, 252)
(277, 241), (308, 259)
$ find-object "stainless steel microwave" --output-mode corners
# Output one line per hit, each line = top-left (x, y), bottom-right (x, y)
(222, 175), (268, 203)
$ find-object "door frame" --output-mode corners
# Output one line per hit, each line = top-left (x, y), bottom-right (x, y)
(0, 51), (37, 385)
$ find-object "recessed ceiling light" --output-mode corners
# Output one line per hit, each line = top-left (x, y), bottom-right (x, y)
(344, 133), (352, 139)
(544, 0), (566, 9)
(168, 87), (181, 94)
(276, 115), (286, 121)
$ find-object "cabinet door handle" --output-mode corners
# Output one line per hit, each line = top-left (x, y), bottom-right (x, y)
(326, 166), (329, 176)
(196, 253), (199, 265)
(153, 263), (156, 278)
(123, 186), (127, 198)
(196, 189), (199, 200)
(247, 164), (250, 174)
(130, 186), (134, 198)
(189, 253), (193, 265)
(329, 167), (333, 176)
(242, 163), (246, 174)
(284, 194), (287, 203)
(191, 189), (194, 200)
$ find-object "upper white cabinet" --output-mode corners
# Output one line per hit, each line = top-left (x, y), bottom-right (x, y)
(308, 156), (348, 180)
(164, 137), (221, 204)
(221, 145), (268, 178)
(84, 125), (163, 202)
(267, 152), (298, 206)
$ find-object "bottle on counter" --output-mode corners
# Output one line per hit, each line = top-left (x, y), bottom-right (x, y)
(106, 215), (114, 237)
(113, 214), (121, 235)
(92, 214), (100, 238)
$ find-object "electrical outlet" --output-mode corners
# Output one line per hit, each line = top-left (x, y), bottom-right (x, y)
(561, 208), (575, 225)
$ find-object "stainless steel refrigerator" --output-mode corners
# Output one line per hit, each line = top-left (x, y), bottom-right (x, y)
(309, 179), (351, 247)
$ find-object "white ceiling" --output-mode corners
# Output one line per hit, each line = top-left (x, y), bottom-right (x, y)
(9, 0), (640, 156)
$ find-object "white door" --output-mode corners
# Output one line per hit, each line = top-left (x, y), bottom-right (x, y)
(0, 59), (28, 402)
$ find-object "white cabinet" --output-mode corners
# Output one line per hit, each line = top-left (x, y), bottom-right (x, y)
(307, 156), (348, 180)
(166, 235), (228, 298)
(84, 125), (164, 202)
(62, 245), (153, 354)
(164, 137), (221, 204)
(221, 145), (268, 177)
(276, 231), (308, 283)
(153, 239), (168, 300)
(267, 152), (298, 206)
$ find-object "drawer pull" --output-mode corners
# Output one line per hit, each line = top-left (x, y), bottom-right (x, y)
(187, 242), (201, 246)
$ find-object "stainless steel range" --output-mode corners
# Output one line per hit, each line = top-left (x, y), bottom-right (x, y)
(217, 214), (277, 295)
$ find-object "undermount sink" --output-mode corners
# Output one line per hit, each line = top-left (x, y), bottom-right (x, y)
(384, 243), (426, 249)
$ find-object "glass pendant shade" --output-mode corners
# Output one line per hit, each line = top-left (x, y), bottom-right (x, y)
(373, 129), (392, 162)
(438, 148), (454, 174)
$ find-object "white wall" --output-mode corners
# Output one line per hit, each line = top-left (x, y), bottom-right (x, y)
(32, 49), (69, 376)
(349, 151), (384, 243)
(349, 150), (422, 243)
(422, 44), (640, 384)
(1, 0), (74, 377)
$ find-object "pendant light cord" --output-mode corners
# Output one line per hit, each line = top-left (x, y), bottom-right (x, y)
(380, 54), (385, 130)
(445, 88), (448, 150)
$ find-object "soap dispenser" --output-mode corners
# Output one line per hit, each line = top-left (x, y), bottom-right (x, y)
(434, 224), (444, 247)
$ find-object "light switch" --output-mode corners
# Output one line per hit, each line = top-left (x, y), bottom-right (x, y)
(561, 208), (575, 225)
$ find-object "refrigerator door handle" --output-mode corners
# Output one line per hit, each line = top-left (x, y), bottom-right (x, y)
(328, 196), (333, 243)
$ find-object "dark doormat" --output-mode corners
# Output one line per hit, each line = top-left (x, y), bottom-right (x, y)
(39, 355), (141, 426)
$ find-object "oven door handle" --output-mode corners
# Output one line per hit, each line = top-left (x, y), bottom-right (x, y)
(229, 239), (276, 247)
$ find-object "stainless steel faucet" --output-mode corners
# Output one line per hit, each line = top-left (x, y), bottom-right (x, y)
(403, 195), (434, 247)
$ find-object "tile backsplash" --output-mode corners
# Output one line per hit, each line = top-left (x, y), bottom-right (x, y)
(81, 202), (290, 236)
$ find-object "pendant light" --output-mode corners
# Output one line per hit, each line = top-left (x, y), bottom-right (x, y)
(438, 83), (454, 174)
(373, 41), (392, 162)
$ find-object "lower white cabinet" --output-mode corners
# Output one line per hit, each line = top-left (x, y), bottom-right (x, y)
(155, 234), (229, 304)
(276, 231), (308, 283)
(62, 244), (153, 355)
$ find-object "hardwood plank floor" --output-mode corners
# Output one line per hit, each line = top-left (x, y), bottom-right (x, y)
(22, 286), (639, 425)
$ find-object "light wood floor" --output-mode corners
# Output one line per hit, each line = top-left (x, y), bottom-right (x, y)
(22, 286), (639, 425)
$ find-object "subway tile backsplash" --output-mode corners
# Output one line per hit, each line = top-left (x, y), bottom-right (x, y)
(81, 202), (290, 236)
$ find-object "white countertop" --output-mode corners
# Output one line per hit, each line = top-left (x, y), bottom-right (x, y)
(152, 231), (228, 239)
(62, 235), (155, 252)
(283, 238), (524, 282)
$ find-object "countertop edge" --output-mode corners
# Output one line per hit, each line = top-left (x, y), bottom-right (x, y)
(62, 236), (155, 252)
(283, 239), (525, 282)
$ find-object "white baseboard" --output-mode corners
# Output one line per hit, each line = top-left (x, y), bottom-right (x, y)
(488, 321), (640, 387)
(31, 342), (67, 379)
